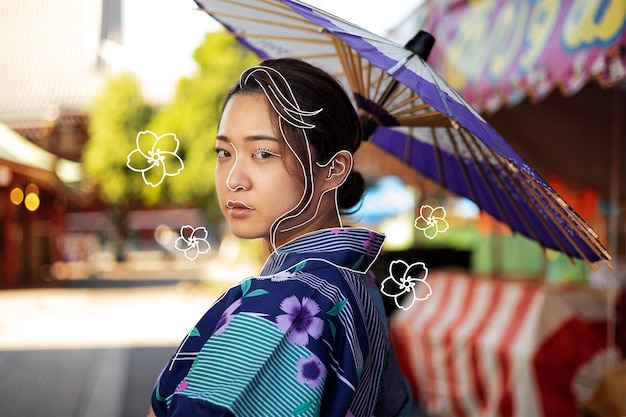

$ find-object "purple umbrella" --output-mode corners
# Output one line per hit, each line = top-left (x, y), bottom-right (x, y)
(193, 0), (611, 268)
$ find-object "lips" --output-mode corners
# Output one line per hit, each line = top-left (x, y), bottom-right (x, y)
(226, 200), (254, 218)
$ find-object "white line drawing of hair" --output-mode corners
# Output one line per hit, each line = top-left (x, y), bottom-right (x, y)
(236, 65), (353, 251)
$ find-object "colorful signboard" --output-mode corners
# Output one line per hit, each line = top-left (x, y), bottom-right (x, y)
(418, 0), (626, 112)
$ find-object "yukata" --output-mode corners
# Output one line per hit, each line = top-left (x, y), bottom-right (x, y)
(152, 227), (411, 417)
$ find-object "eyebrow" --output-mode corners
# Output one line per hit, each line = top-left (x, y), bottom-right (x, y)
(216, 135), (280, 143)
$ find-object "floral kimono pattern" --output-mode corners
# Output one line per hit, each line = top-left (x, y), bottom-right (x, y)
(151, 227), (411, 416)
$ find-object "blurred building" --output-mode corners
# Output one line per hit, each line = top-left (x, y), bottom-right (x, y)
(0, 0), (209, 287)
(0, 123), (90, 287)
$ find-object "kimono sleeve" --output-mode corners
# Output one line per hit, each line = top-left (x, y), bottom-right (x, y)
(153, 272), (368, 417)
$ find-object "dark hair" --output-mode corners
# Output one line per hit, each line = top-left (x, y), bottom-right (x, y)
(224, 58), (365, 212)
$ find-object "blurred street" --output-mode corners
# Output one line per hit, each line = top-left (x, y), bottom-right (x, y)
(0, 262), (245, 417)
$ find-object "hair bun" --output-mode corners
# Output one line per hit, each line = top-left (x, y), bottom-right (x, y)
(337, 169), (365, 211)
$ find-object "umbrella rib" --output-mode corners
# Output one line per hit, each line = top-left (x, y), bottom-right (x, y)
(285, 52), (340, 60)
(348, 46), (366, 97)
(393, 105), (435, 119)
(430, 127), (447, 188)
(204, 10), (321, 34)
(331, 37), (362, 96)
(456, 129), (518, 237)
(458, 128), (572, 261)
(377, 83), (412, 111)
(227, 32), (332, 44)
(508, 163), (593, 266)
(371, 69), (386, 102)
(398, 113), (453, 127)
(386, 96), (430, 115)
(403, 129), (413, 165)
(447, 127), (481, 206)
(547, 189), (612, 264)
(210, 0), (318, 27)
(516, 168), (612, 266)
(364, 59), (373, 99)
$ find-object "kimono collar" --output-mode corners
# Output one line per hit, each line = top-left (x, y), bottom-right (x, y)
(260, 227), (385, 276)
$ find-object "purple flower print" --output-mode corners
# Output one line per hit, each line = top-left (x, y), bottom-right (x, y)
(276, 296), (324, 346)
(175, 378), (188, 393)
(214, 299), (242, 335)
(295, 353), (326, 389)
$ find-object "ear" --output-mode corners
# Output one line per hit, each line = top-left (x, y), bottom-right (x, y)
(316, 150), (353, 191)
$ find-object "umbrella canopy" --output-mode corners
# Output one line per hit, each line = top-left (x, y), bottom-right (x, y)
(193, 0), (611, 267)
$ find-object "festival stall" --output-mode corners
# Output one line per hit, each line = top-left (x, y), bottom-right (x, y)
(391, 271), (621, 417)
(387, 1), (625, 415)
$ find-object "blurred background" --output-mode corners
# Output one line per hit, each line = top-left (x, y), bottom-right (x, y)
(0, 0), (624, 416)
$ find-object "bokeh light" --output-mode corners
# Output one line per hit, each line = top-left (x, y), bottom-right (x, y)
(24, 192), (40, 211)
(25, 183), (39, 196)
(10, 187), (24, 205)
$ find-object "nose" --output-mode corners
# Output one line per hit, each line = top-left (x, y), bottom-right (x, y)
(226, 149), (251, 192)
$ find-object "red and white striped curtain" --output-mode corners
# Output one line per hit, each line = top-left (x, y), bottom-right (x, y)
(391, 271), (621, 417)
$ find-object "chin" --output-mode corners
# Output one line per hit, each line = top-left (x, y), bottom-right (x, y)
(228, 225), (266, 240)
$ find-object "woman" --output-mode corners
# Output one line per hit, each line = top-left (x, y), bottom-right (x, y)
(150, 58), (411, 416)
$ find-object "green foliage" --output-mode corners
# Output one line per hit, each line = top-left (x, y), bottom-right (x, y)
(84, 73), (154, 207)
(83, 31), (258, 221)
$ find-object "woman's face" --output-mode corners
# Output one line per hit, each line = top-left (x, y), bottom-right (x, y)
(215, 93), (307, 242)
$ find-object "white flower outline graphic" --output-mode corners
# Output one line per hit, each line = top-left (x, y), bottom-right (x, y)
(380, 260), (432, 311)
(126, 130), (185, 187)
(174, 225), (211, 261)
(414, 205), (449, 239)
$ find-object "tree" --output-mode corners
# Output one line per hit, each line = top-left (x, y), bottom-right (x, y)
(84, 73), (154, 207)
(83, 73), (154, 260)
(83, 31), (257, 257)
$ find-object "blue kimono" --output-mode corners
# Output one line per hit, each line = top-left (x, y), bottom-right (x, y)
(152, 227), (411, 416)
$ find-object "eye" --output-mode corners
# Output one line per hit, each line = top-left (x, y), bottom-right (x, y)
(215, 148), (230, 158)
(252, 148), (281, 160)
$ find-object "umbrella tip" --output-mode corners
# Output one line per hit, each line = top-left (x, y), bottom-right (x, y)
(405, 30), (435, 61)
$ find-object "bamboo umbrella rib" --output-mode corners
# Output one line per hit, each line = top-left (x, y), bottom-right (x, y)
(336, 41), (356, 85)
(447, 127), (481, 206)
(552, 193), (600, 239)
(430, 127), (447, 188)
(386, 95), (430, 115)
(399, 113), (452, 127)
(331, 39), (354, 90)
(392, 102), (434, 118)
(510, 166), (595, 266)
(397, 119), (453, 128)
(364, 60), (373, 99)
(221, 0), (317, 27)
(348, 48), (366, 97)
(284, 52), (340, 60)
(203, 9), (321, 34)
(457, 129), (517, 238)
(229, 32), (331, 44)
(376, 81), (411, 109)
(331, 38), (361, 95)
(371, 70), (386, 102)
(517, 169), (612, 264)
(472, 135), (577, 263)
(552, 194), (605, 246)
(403, 129), (413, 166)
(492, 151), (602, 265)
